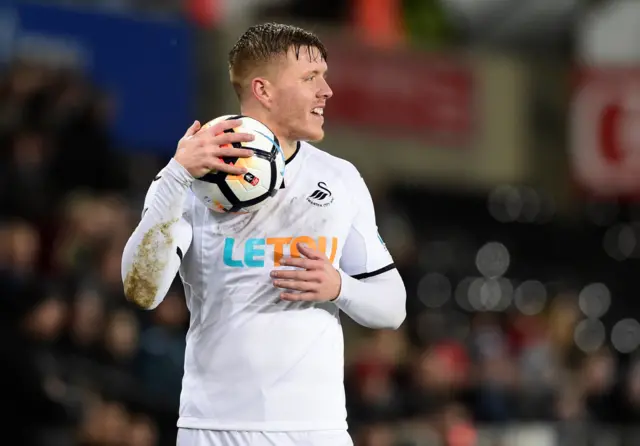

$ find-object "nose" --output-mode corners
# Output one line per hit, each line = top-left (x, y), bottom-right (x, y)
(318, 77), (333, 99)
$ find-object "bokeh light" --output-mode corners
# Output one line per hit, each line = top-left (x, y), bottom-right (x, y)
(513, 280), (548, 315)
(417, 272), (452, 308)
(611, 319), (640, 354)
(578, 283), (611, 319)
(468, 277), (513, 311)
(487, 185), (523, 223)
(455, 277), (476, 312)
(574, 319), (606, 353)
(475, 241), (510, 278)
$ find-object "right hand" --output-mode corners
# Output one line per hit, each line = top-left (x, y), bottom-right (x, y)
(174, 119), (255, 178)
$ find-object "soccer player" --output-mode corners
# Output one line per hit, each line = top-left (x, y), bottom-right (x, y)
(121, 23), (406, 446)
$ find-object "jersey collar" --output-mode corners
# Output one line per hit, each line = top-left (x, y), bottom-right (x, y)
(286, 141), (301, 165)
(280, 141), (301, 189)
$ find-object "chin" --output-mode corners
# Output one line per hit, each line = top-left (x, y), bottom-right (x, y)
(289, 121), (325, 143)
(301, 127), (325, 142)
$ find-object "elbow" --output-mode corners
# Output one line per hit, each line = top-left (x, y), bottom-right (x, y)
(380, 301), (406, 330)
(354, 272), (407, 330)
(120, 227), (176, 311)
(387, 306), (406, 330)
(370, 289), (407, 330)
(365, 309), (405, 330)
(121, 253), (162, 311)
(385, 283), (407, 330)
(122, 273), (161, 310)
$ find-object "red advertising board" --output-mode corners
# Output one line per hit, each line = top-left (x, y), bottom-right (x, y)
(325, 40), (475, 147)
(571, 68), (640, 196)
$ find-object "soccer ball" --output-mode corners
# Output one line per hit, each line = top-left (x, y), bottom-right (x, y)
(191, 115), (286, 213)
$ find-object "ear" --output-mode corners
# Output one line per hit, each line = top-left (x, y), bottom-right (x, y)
(251, 77), (272, 109)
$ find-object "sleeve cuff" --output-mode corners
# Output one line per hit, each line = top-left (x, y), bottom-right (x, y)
(331, 270), (354, 305)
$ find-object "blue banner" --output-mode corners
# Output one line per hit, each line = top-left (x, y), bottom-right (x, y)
(0, 2), (194, 151)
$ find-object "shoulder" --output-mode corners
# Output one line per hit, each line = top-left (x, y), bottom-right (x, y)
(300, 142), (361, 181)
(299, 142), (370, 212)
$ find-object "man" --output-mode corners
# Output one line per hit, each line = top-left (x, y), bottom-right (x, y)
(121, 23), (406, 446)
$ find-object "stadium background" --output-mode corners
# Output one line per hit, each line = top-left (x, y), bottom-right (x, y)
(2, 0), (640, 445)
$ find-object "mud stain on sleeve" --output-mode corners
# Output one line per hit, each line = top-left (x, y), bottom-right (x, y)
(123, 219), (178, 309)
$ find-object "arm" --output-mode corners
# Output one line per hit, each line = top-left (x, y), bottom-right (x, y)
(121, 159), (194, 310)
(335, 269), (406, 330)
(121, 118), (256, 309)
(334, 175), (406, 330)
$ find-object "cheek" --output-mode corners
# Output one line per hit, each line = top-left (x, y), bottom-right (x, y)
(278, 101), (306, 126)
(276, 88), (307, 112)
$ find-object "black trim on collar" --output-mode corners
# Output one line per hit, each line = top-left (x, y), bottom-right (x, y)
(351, 263), (396, 280)
(280, 141), (301, 189)
(286, 141), (301, 165)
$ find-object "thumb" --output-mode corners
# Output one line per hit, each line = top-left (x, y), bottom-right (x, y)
(183, 120), (201, 138)
(297, 243), (326, 260)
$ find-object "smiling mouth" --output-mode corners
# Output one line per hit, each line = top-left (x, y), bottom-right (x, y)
(311, 107), (324, 117)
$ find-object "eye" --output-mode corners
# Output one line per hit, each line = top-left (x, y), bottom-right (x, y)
(305, 75), (316, 82)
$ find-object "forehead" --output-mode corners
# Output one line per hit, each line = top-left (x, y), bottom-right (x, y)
(279, 45), (327, 72)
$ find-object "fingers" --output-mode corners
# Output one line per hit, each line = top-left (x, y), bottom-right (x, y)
(213, 132), (255, 148)
(208, 118), (243, 134)
(280, 292), (316, 302)
(296, 243), (327, 260)
(183, 120), (201, 138)
(208, 160), (248, 176)
(271, 269), (321, 281)
(273, 280), (317, 292)
(279, 257), (321, 270)
(215, 146), (254, 158)
(271, 266), (322, 296)
(205, 147), (253, 175)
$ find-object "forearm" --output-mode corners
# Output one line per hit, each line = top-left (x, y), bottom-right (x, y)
(121, 159), (194, 310)
(333, 269), (407, 329)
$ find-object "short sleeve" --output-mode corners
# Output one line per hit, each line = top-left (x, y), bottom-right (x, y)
(339, 174), (395, 279)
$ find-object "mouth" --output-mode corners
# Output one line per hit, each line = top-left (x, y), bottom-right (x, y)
(311, 107), (324, 118)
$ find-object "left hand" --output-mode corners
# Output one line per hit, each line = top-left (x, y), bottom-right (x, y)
(271, 243), (342, 302)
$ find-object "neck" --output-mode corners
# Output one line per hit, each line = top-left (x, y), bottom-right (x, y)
(279, 139), (298, 160)
(240, 105), (297, 161)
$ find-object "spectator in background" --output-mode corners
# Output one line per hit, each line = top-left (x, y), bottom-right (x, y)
(0, 60), (163, 446)
(137, 289), (189, 412)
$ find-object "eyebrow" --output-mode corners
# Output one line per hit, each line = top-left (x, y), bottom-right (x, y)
(304, 69), (328, 77)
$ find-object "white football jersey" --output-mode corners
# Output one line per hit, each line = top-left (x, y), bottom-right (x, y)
(162, 142), (394, 431)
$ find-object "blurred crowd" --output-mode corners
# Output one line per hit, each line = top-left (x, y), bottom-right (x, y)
(345, 301), (640, 445)
(3, 57), (640, 446)
(0, 61), (186, 446)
